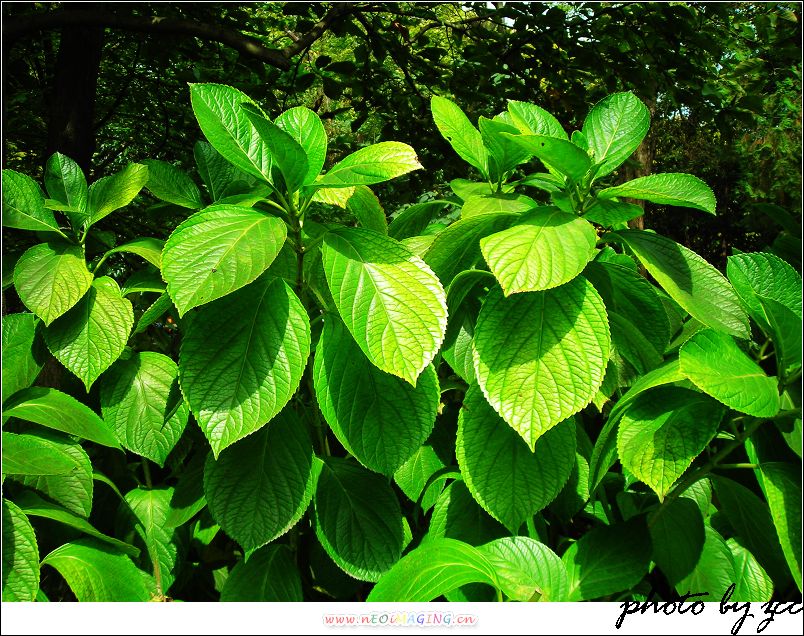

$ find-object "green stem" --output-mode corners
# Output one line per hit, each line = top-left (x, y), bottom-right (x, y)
(141, 458), (153, 489)
(716, 463), (760, 470)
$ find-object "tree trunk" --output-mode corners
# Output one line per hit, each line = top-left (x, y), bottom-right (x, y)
(45, 4), (105, 176)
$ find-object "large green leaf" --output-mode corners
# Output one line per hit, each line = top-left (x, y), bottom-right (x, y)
(423, 212), (518, 285)
(43, 152), (88, 228)
(460, 193), (536, 218)
(15, 491), (138, 557)
(599, 173), (716, 214)
(2, 169), (61, 234)
(759, 295), (802, 380)
(193, 140), (237, 201)
(617, 387), (724, 498)
(502, 134), (591, 182)
(387, 201), (450, 240)
(507, 100), (567, 140)
(13, 240), (93, 326)
(367, 538), (497, 601)
(727, 539), (774, 602)
(87, 163), (149, 226)
(276, 106), (327, 185)
(425, 480), (508, 547)
(457, 385), (576, 531)
(141, 159), (202, 209)
(759, 462), (802, 590)
(2, 313), (46, 404)
(581, 92), (650, 177)
(134, 292), (174, 334)
(42, 538), (154, 601)
(313, 316), (438, 475)
(220, 545), (302, 602)
(2, 499), (39, 602)
(679, 329), (780, 417)
(12, 431), (93, 518)
(180, 276), (309, 456)
(43, 277), (133, 391)
(242, 105), (308, 194)
(478, 536), (569, 601)
(562, 517), (652, 600)
(316, 142), (422, 188)
(100, 352), (189, 467)
(473, 279), (610, 450)
(313, 457), (403, 582)
(3, 386), (121, 449)
(478, 116), (532, 180)
(431, 96), (489, 177)
(480, 207), (597, 294)
(161, 205), (287, 316)
(647, 497), (705, 586)
(726, 252), (802, 331)
(393, 443), (447, 513)
(102, 237), (164, 269)
(119, 488), (178, 596)
(584, 198), (645, 227)
(322, 227), (447, 385)
(2, 432), (76, 476)
(676, 526), (735, 599)
(346, 185), (387, 234)
(189, 83), (272, 182)
(611, 230), (750, 339)
(204, 410), (316, 551)
(711, 475), (790, 587)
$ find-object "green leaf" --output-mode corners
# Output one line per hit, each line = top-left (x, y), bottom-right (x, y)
(102, 237), (164, 269)
(424, 213), (518, 285)
(584, 199), (645, 227)
(162, 205), (287, 316)
(2, 169), (61, 234)
(518, 172), (566, 193)
(141, 159), (202, 209)
(193, 140), (236, 201)
(44, 153), (88, 228)
(2, 499), (39, 602)
(478, 116), (532, 180)
(100, 352), (189, 467)
(759, 295), (802, 380)
(503, 134), (592, 183)
(598, 174), (716, 214)
(457, 384), (576, 530)
(42, 538), (154, 601)
(313, 316), (439, 475)
(276, 106), (327, 185)
(393, 443), (447, 512)
(322, 227), (447, 385)
(431, 96), (489, 177)
(461, 193), (537, 218)
(426, 479), (508, 546)
(711, 475), (790, 588)
(346, 185), (387, 234)
(759, 463), (802, 590)
(676, 526), (735, 598)
(204, 409), (316, 551)
(2, 431), (76, 476)
(12, 431), (93, 518)
(87, 163), (149, 226)
(647, 497), (705, 586)
(451, 178), (495, 200)
(388, 201), (450, 240)
(611, 230), (750, 339)
(242, 105), (308, 194)
(2, 313), (46, 404)
(313, 457), (403, 582)
(680, 329), (780, 417)
(317, 142), (422, 188)
(44, 277), (133, 391)
(120, 269), (164, 297)
(220, 545), (303, 601)
(15, 491), (138, 558)
(617, 387), (724, 498)
(507, 100), (567, 140)
(3, 386), (121, 449)
(481, 207), (597, 294)
(473, 279), (610, 450)
(727, 539), (774, 602)
(13, 240), (93, 326)
(478, 536), (569, 601)
(562, 517), (652, 600)
(726, 252), (802, 333)
(190, 83), (272, 182)
(134, 292), (174, 334)
(180, 276), (310, 456)
(120, 487), (178, 596)
(581, 92), (650, 177)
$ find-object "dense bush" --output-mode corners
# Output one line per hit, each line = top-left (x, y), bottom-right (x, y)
(2, 85), (801, 603)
